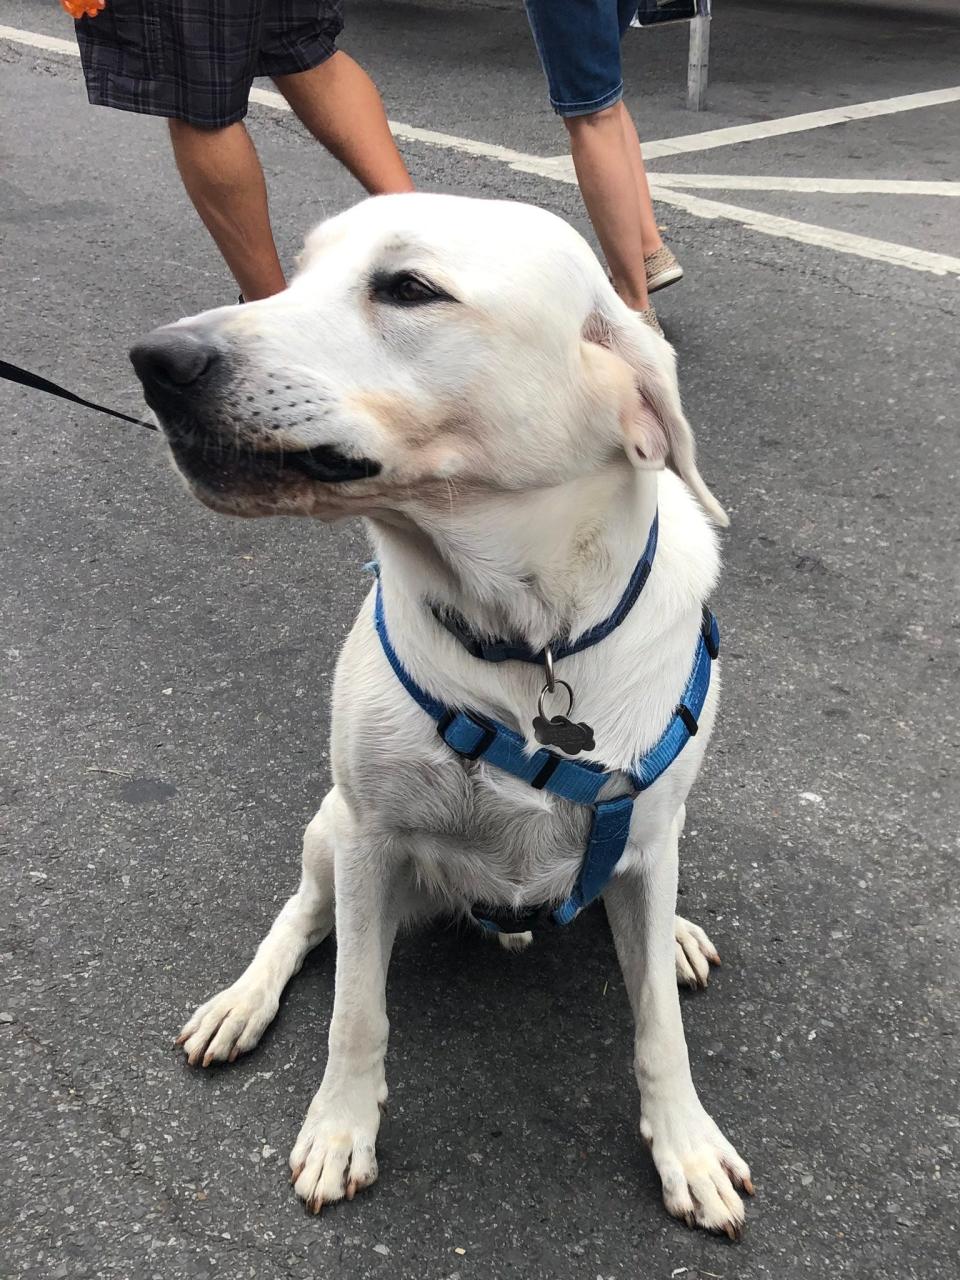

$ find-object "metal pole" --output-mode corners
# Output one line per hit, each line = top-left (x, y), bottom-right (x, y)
(687, 14), (710, 111)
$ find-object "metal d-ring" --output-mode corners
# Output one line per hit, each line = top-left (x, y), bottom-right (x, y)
(543, 644), (556, 693)
(537, 678), (574, 722)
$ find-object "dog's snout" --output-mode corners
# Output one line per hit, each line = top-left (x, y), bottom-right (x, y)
(130, 327), (220, 396)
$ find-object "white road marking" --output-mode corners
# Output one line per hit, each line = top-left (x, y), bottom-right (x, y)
(648, 174), (960, 198)
(0, 24), (76, 56)
(3, 23), (958, 278)
(650, 187), (960, 277)
(637, 85), (960, 159)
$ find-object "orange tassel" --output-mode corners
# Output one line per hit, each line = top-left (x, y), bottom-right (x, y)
(61, 0), (106, 18)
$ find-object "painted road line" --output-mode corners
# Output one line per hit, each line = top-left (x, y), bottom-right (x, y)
(651, 186), (960, 277)
(647, 174), (960, 197)
(0, 24), (76, 56)
(639, 85), (960, 159)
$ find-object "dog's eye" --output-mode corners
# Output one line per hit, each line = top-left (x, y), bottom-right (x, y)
(373, 271), (453, 307)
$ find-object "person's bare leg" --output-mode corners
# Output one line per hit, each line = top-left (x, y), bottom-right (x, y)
(168, 119), (286, 301)
(273, 52), (414, 195)
(564, 102), (649, 310)
(619, 103), (664, 256)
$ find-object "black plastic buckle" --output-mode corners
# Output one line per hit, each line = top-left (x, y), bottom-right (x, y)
(701, 605), (720, 660)
(676, 703), (699, 736)
(437, 708), (497, 761)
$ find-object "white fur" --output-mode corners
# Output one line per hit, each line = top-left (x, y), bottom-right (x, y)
(163, 194), (751, 1234)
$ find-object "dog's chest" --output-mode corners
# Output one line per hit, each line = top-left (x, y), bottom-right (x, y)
(371, 750), (592, 907)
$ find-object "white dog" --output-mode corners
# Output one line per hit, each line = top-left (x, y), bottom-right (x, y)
(130, 193), (753, 1237)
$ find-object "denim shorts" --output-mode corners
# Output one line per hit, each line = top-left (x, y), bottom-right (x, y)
(75, 1), (344, 129)
(524, 1), (639, 118)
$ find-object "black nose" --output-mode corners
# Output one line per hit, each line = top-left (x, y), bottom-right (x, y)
(129, 327), (220, 396)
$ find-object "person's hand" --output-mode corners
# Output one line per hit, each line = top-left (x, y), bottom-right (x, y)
(60, 0), (106, 18)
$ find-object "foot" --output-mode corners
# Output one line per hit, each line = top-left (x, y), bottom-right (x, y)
(289, 1075), (386, 1211)
(645, 245), (684, 294)
(641, 1094), (753, 1238)
(674, 916), (721, 989)
(636, 305), (664, 337)
(176, 977), (280, 1067)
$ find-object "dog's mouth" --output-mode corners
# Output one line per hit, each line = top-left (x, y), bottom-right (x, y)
(168, 434), (382, 496)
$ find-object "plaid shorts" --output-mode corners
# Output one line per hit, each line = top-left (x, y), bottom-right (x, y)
(75, 1), (345, 128)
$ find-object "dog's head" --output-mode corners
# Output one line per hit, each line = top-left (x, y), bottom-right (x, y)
(131, 193), (725, 525)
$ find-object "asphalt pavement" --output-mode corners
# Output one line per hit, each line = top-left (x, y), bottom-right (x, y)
(2, 2), (959, 1278)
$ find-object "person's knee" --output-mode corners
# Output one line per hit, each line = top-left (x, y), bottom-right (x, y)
(167, 117), (242, 148)
(563, 102), (622, 137)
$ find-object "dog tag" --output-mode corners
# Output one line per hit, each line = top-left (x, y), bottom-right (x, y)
(533, 679), (595, 756)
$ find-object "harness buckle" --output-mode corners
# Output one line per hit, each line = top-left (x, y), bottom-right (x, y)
(437, 708), (498, 761)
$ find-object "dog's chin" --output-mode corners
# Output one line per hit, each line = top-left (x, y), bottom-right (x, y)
(166, 435), (382, 519)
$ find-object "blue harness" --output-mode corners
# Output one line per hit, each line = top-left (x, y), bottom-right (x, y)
(372, 519), (719, 932)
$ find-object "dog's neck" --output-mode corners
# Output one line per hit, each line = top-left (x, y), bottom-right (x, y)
(367, 463), (659, 653)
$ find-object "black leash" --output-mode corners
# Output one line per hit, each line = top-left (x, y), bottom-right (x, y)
(0, 359), (157, 432)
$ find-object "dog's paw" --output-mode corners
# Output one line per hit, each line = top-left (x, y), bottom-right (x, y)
(497, 930), (533, 953)
(175, 980), (279, 1067)
(289, 1080), (386, 1212)
(674, 915), (721, 989)
(641, 1097), (753, 1238)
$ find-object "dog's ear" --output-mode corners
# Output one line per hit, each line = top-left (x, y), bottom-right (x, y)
(582, 300), (729, 528)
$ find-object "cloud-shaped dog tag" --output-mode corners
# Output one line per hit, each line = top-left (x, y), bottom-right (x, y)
(533, 678), (595, 756)
(533, 713), (595, 756)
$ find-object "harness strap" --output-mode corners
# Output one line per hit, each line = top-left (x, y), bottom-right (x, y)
(629, 607), (719, 792)
(373, 576), (719, 929)
(553, 794), (636, 925)
(438, 709), (609, 804)
(375, 581), (611, 806)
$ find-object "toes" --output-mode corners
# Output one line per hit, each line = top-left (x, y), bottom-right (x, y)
(201, 1013), (248, 1066)
(674, 942), (701, 989)
(712, 1168), (747, 1223)
(715, 1140), (753, 1192)
(347, 1142), (378, 1198)
(723, 1156), (754, 1195)
(312, 1144), (351, 1209)
(292, 1137), (378, 1212)
(648, 1118), (751, 1239)
(180, 1011), (229, 1067)
(685, 939), (711, 988)
(674, 917), (719, 989)
(684, 919), (721, 966)
(689, 1170), (745, 1238)
(660, 1164), (696, 1225)
(176, 987), (277, 1067)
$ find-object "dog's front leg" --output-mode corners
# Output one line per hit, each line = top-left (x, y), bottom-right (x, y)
(290, 818), (400, 1212)
(604, 814), (753, 1237)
